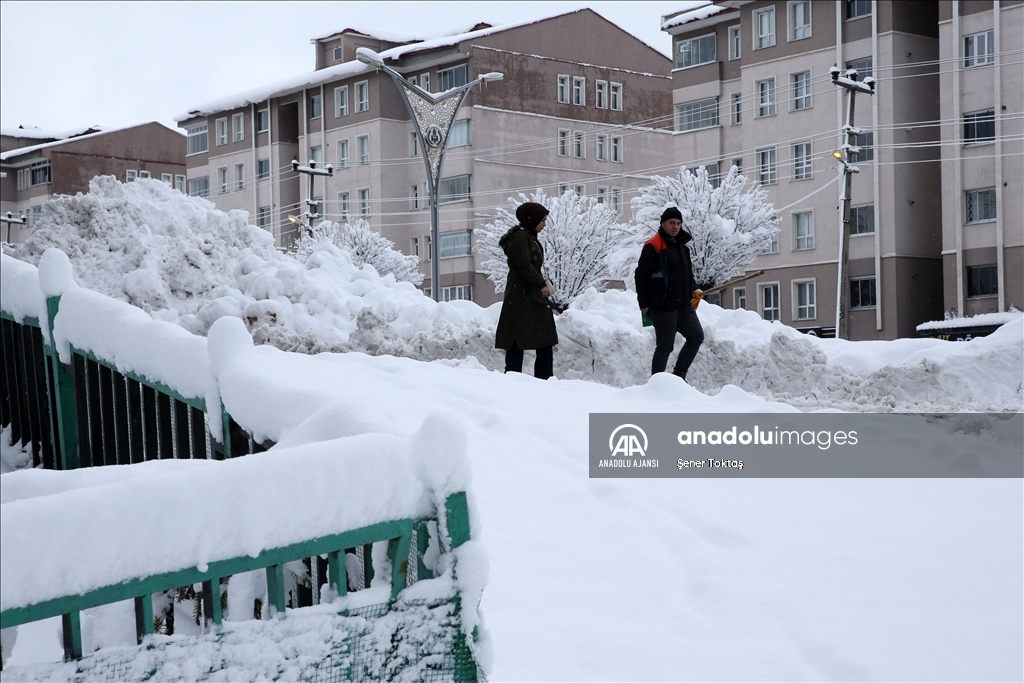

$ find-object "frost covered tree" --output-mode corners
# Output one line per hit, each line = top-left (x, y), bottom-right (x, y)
(475, 190), (632, 308)
(294, 219), (423, 285)
(631, 166), (779, 289)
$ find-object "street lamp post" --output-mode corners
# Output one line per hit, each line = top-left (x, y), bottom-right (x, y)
(356, 47), (502, 301)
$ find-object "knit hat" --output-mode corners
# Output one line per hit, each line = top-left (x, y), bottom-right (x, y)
(660, 206), (683, 224)
(516, 202), (550, 231)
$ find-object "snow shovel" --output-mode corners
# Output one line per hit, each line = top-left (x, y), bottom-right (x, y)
(691, 270), (765, 309)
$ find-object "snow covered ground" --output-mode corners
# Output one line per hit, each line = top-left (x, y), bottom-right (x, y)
(2, 179), (1022, 680)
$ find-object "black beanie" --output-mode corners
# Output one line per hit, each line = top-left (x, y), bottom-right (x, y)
(660, 206), (683, 224)
(516, 202), (549, 231)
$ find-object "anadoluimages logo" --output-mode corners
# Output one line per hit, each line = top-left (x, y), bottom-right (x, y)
(609, 424), (648, 457)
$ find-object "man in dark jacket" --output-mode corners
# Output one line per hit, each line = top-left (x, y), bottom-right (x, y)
(495, 202), (558, 379)
(634, 206), (704, 380)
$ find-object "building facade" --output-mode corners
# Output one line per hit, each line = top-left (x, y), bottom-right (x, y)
(938, 0), (1023, 316)
(663, 0), (953, 339)
(175, 10), (676, 305)
(0, 123), (187, 244)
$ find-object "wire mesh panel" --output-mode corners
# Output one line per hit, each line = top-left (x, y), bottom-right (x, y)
(0, 316), (57, 469)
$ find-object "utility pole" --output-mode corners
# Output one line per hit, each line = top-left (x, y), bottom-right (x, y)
(290, 159), (333, 239)
(356, 47), (503, 301)
(830, 65), (875, 340)
(1, 211), (28, 244)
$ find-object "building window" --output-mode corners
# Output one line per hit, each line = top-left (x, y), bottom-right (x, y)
(218, 167), (228, 194)
(572, 77), (585, 106)
(574, 184), (585, 197)
(845, 57), (873, 80)
(850, 277), (876, 308)
(596, 186), (608, 203)
(334, 86), (349, 118)
(333, 46), (343, 62)
(439, 230), (472, 258)
(756, 78), (776, 117)
(216, 118), (228, 146)
(734, 287), (746, 310)
(233, 112), (245, 141)
(139, 170), (151, 179)
(410, 184), (419, 210)
(162, 173), (173, 184)
(731, 93), (742, 124)
(572, 131), (585, 158)
(675, 33), (716, 69)
(732, 158), (743, 175)
(339, 191), (350, 221)
(793, 142), (812, 180)
(28, 160), (51, 186)
(729, 26), (741, 60)
(755, 8), (775, 49)
(847, 0), (872, 19)
(437, 64), (468, 91)
(762, 232), (779, 254)
(595, 80), (608, 108)
(966, 188), (997, 223)
(126, 169), (137, 183)
(793, 211), (814, 249)
(308, 94), (322, 119)
(850, 131), (873, 163)
(449, 119), (470, 147)
(235, 163), (245, 191)
(611, 188), (622, 214)
(256, 108), (269, 133)
(610, 136), (622, 163)
(310, 146), (323, 165)
(357, 135), (369, 165)
(439, 175), (471, 204)
(258, 158), (270, 180)
(187, 124), (208, 155)
(794, 280), (816, 319)
(609, 82), (622, 111)
(174, 175), (185, 192)
(792, 71), (811, 110)
(676, 97), (719, 131)
(850, 204), (875, 234)
(187, 176), (209, 198)
(419, 73), (430, 92)
(758, 148), (777, 185)
(355, 81), (369, 112)
(964, 109), (995, 144)
(964, 30), (995, 67)
(31, 205), (42, 226)
(789, 1), (811, 40)
(760, 283), (780, 320)
(440, 284), (473, 301)
(596, 134), (607, 161)
(337, 139), (350, 167)
(358, 188), (370, 216)
(966, 265), (998, 297)
(558, 183), (570, 197)
(557, 75), (569, 103)
(558, 129), (570, 156)
(409, 131), (419, 157)
(411, 236), (420, 258)
(257, 206), (271, 228)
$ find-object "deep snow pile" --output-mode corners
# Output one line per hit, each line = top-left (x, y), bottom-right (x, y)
(11, 177), (1023, 413)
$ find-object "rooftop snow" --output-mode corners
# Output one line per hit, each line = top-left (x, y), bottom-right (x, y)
(662, 3), (736, 31)
(310, 22), (491, 45)
(0, 126), (100, 141)
(0, 122), (182, 162)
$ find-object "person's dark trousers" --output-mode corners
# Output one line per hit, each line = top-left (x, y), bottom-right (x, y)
(505, 342), (554, 380)
(648, 306), (704, 379)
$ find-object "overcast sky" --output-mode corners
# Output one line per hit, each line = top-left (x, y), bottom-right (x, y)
(0, 1), (703, 134)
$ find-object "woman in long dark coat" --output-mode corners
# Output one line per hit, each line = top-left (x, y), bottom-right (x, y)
(494, 202), (558, 379)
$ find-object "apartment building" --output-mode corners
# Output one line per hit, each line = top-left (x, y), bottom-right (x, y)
(663, 0), (949, 340)
(175, 9), (676, 305)
(938, 0), (1023, 316)
(0, 123), (186, 244)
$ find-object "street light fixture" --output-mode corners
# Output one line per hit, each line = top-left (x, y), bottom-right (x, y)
(357, 47), (503, 301)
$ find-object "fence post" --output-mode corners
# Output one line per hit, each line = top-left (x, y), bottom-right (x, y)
(61, 611), (83, 661)
(44, 296), (78, 469)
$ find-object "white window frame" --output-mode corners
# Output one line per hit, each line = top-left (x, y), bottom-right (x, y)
(850, 203), (875, 235)
(758, 148), (777, 185)
(573, 131), (586, 159)
(126, 169), (137, 183)
(850, 276), (877, 309)
(675, 33), (717, 69)
(609, 82), (623, 111)
(759, 282), (781, 321)
(557, 75), (569, 103)
(309, 93), (322, 120)
(438, 230), (472, 258)
(310, 145), (323, 166)
(966, 188), (997, 224)
(335, 86), (349, 117)
(449, 119), (470, 147)
(338, 191), (350, 221)
(337, 138), (350, 168)
(847, 0), (872, 20)
(558, 129), (570, 157)
(793, 211), (814, 250)
(410, 184), (419, 210)
(791, 71), (812, 110)
(734, 287), (746, 310)
(437, 64), (468, 91)
(174, 175), (185, 192)
(793, 279), (816, 320)
(357, 135), (370, 165)
(138, 170), (151, 180)
(574, 184), (585, 197)
(440, 284), (473, 302)
(333, 46), (343, 62)
(756, 78), (776, 117)
(595, 80), (608, 109)
(793, 142), (812, 180)
(731, 92), (743, 125)
(596, 186), (608, 203)
(217, 166), (228, 194)
(572, 77), (586, 106)
(256, 108), (269, 133)
(235, 162), (245, 191)
(257, 206), (271, 228)
(187, 124), (208, 156)
(676, 97), (719, 132)
(358, 188), (371, 216)
(964, 30), (995, 68)
(232, 112), (245, 141)
(410, 131), (419, 157)
(963, 109), (995, 145)
(596, 134), (607, 161)
(611, 187), (623, 214)
(762, 231), (779, 254)
(187, 176), (209, 198)
(216, 117), (228, 146)
(755, 8), (776, 49)
(610, 136), (622, 163)
(355, 81), (369, 113)
(789, 1), (812, 41)
(728, 25), (742, 60)
(438, 175), (471, 204)
(161, 173), (173, 184)
(257, 158), (270, 180)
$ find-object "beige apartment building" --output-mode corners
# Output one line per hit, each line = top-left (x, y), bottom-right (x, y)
(0, 123), (186, 244)
(938, 0), (1023, 316)
(663, 0), (954, 339)
(175, 9), (676, 305)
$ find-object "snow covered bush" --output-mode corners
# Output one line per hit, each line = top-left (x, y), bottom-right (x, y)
(475, 190), (632, 309)
(294, 219), (423, 286)
(631, 166), (779, 289)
